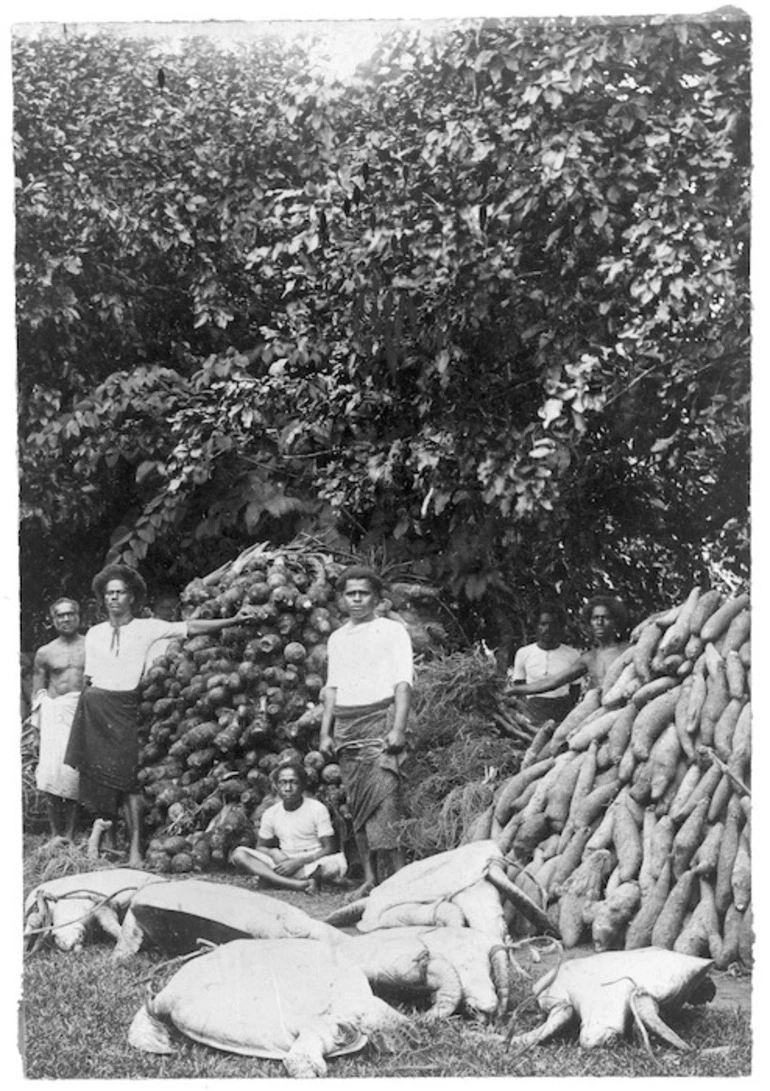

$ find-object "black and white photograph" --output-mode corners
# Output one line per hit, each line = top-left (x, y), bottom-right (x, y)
(8, 0), (760, 1082)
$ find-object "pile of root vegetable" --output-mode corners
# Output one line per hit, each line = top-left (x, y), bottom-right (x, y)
(481, 588), (752, 970)
(136, 540), (453, 873)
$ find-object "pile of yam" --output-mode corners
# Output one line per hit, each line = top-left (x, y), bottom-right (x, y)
(482, 588), (752, 970)
(136, 540), (448, 873)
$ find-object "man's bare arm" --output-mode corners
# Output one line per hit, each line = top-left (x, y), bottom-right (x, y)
(384, 681), (411, 752)
(509, 659), (587, 695)
(319, 686), (338, 756)
(31, 648), (49, 697)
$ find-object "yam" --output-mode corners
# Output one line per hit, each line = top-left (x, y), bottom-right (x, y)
(691, 820), (724, 876)
(674, 877), (720, 959)
(648, 723), (682, 801)
(668, 763), (702, 819)
(637, 807), (658, 895)
(547, 689), (602, 753)
(493, 755), (556, 824)
(647, 813), (675, 885)
(715, 795), (744, 915)
(601, 662), (640, 709)
(628, 761), (653, 806)
(572, 781), (620, 829)
(520, 752), (573, 821)
(631, 675), (679, 711)
(617, 741), (638, 784)
(612, 798), (643, 882)
(591, 883), (641, 952)
(673, 676), (696, 761)
(599, 645), (635, 702)
(720, 608), (750, 655)
(606, 704), (639, 764)
(731, 829), (751, 911)
(688, 589), (722, 636)
(631, 688), (679, 760)
(520, 719), (557, 770)
(699, 668), (730, 748)
(672, 797), (709, 879)
(717, 903), (743, 969)
(632, 622), (664, 684)
(738, 903), (753, 967)
(706, 772), (731, 824)
(625, 858), (672, 949)
(548, 826), (593, 890)
(567, 742), (598, 825)
(674, 763), (721, 822)
(512, 812), (551, 861)
(730, 701), (751, 757)
(738, 640), (750, 669)
(700, 592), (750, 644)
(725, 651), (746, 701)
(683, 632), (704, 661)
(658, 587), (701, 656)
(558, 849), (613, 948)
(684, 667), (707, 738)
(653, 756), (689, 817)
(584, 790), (623, 852)
(567, 708), (620, 752)
(544, 753), (583, 829)
(651, 869), (696, 950)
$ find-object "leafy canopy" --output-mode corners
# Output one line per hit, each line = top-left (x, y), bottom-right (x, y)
(16, 13), (749, 649)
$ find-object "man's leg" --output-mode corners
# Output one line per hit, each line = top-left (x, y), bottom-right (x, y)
(46, 794), (65, 838)
(125, 793), (144, 867)
(63, 799), (79, 841)
(230, 847), (312, 891)
(348, 830), (376, 899)
(377, 847), (405, 884)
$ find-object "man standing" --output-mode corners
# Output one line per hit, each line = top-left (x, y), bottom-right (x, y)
(508, 606), (581, 724)
(31, 598), (85, 842)
(230, 761), (348, 893)
(65, 564), (259, 867)
(319, 565), (413, 898)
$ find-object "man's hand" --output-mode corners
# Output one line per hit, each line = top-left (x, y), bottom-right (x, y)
(383, 728), (406, 754)
(234, 606), (261, 624)
(319, 735), (336, 757)
(273, 857), (304, 878)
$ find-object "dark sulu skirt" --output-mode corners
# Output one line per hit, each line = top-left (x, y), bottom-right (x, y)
(65, 686), (140, 816)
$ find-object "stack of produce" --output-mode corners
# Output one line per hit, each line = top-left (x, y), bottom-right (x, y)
(486, 588), (752, 970)
(136, 540), (449, 874)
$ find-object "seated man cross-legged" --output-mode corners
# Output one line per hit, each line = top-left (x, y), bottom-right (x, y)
(230, 761), (348, 893)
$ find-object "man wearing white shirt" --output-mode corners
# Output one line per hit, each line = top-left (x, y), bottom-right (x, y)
(509, 606), (581, 724)
(65, 564), (259, 867)
(320, 566), (413, 898)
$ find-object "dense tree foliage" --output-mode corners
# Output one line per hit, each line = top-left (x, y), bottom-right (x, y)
(16, 13), (749, 653)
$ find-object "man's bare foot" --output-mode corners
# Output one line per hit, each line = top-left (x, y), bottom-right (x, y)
(345, 881), (374, 902)
(305, 877), (319, 896)
(127, 853), (144, 869)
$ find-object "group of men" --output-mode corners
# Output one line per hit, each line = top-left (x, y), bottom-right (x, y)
(28, 564), (413, 895)
(507, 596), (629, 723)
(28, 562), (628, 895)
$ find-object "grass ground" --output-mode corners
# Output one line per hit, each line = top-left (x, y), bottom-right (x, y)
(20, 833), (753, 1079)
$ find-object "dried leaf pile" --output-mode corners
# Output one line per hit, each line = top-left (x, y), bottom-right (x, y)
(484, 588), (752, 970)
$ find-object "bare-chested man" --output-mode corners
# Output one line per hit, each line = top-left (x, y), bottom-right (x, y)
(31, 598), (86, 840)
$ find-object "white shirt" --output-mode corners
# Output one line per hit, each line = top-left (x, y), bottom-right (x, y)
(258, 797), (335, 858)
(510, 642), (581, 698)
(326, 616), (413, 707)
(85, 618), (189, 690)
